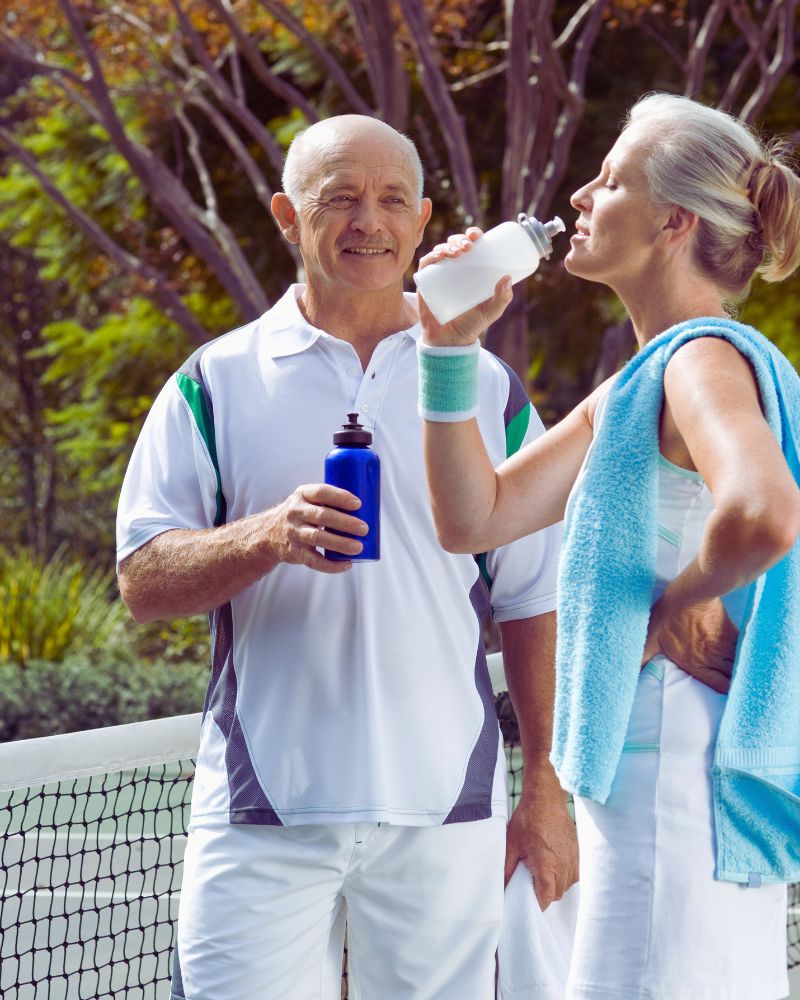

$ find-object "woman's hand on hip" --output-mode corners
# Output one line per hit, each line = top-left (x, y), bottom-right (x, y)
(642, 595), (738, 694)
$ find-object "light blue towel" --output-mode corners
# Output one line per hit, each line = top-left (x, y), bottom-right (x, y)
(551, 316), (800, 882)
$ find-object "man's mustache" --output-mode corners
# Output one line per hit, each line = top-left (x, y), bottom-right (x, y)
(336, 237), (397, 253)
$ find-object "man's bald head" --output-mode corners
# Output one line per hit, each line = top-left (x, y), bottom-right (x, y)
(282, 116), (424, 208)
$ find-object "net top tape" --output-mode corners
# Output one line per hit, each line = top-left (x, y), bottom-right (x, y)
(0, 712), (203, 792)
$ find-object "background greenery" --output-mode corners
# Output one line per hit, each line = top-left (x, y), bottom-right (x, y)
(0, 0), (797, 737)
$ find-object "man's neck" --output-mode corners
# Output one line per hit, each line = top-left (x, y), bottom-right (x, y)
(299, 282), (419, 368)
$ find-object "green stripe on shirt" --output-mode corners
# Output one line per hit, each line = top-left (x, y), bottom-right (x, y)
(505, 404), (531, 459)
(176, 371), (225, 526)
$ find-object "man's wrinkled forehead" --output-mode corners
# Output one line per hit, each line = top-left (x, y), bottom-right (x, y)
(303, 131), (417, 194)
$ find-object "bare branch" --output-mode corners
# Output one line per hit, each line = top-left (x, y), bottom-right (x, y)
(529, 0), (608, 217)
(346, 0), (408, 127)
(202, 0), (319, 124)
(396, 0), (480, 224)
(684, 0), (730, 97)
(184, 91), (302, 269)
(0, 30), (86, 89)
(719, 1), (780, 110)
(631, 17), (686, 71)
(229, 41), (245, 104)
(448, 61), (507, 93)
(176, 107), (218, 218)
(739, 0), (799, 124)
(256, 0), (373, 115)
(0, 124), (209, 344)
(57, 0), (269, 318)
(554, 0), (595, 48)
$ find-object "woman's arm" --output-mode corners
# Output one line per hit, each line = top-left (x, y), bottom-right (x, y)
(418, 233), (598, 553)
(643, 336), (800, 668)
(423, 391), (597, 552)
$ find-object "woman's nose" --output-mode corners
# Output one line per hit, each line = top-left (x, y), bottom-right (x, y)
(570, 184), (591, 211)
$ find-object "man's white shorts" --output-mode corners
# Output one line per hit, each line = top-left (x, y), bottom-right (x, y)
(171, 817), (505, 1000)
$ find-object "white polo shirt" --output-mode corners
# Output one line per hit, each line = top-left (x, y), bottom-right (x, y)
(117, 285), (561, 828)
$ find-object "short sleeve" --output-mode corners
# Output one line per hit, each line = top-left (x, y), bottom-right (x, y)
(116, 374), (222, 565)
(483, 390), (562, 622)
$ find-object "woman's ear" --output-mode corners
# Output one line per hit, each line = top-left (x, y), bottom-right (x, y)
(662, 205), (699, 244)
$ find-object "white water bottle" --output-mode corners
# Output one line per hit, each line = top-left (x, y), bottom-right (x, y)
(413, 213), (566, 325)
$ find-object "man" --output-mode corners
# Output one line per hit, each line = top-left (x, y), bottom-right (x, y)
(116, 115), (576, 1000)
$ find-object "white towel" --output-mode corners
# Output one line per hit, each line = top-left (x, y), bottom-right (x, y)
(497, 864), (579, 1000)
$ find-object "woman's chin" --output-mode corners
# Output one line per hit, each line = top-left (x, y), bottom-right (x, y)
(564, 253), (589, 278)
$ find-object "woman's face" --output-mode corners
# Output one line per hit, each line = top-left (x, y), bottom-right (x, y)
(564, 121), (670, 289)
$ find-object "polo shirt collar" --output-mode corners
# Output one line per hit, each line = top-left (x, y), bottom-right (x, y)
(263, 285), (423, 357)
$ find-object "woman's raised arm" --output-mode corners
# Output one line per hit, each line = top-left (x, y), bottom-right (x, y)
(417, 231), (599, 553)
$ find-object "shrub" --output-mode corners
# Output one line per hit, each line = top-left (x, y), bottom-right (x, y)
(0, 546), (128, 665)
(0, 654), (208, 742)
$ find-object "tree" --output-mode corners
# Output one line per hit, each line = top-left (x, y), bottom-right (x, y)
(2, 0), (797, 378)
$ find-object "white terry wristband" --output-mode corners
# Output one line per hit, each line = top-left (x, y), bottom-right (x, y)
(417, 341), (480, 422)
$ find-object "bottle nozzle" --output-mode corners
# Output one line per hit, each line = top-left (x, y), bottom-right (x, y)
(517, 212), (565, 259)
(334, 412), (372, 446)
(544, 217), (565, 238)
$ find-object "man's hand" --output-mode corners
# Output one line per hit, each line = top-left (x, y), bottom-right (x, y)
(504, 757), (579, 911)
(417, 228), (514, 348)
(642, 595), (738, 693)
(261, 483), (368, 573)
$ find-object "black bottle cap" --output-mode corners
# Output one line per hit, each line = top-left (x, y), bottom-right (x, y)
(333, 412), (372, 446)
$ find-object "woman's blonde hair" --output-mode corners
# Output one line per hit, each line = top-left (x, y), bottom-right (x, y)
(627, 93), (800, 297)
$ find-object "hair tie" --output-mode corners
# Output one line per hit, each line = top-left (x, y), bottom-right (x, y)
(747, 160), (769, 203)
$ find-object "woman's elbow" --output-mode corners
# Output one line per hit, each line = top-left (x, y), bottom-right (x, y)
(736, 494), (800, 564)
(433, 527), (468, 554)
(433, 517), (481, 554)
(770, 495), (800, 558)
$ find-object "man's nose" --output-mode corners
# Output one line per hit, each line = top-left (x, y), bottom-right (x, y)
(349, 198), (383, 234)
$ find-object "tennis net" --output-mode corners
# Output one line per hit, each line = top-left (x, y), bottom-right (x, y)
(0, 653), (797, 999)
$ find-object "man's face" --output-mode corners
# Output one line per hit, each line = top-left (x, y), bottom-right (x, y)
(289, 130), (431, 297)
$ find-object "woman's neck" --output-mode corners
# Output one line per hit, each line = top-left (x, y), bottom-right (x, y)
(617, 272), (727, 348)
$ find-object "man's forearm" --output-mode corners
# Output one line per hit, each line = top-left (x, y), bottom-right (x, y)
(499, 612), (579, 904)
(117, 483), (367, 623)
(499, 613), (563, 795)
(118, 513), (278, 623)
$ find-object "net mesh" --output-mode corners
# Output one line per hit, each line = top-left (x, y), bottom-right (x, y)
(0, 696), (797, 1000)
(0, 761), (192, 999)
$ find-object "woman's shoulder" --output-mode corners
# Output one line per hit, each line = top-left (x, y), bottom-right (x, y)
(586, 373), (619, 431)
(664, 335), (758, 401)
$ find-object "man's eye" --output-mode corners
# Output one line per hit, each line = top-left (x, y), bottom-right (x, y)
(331, 195), (355, 204)
(605, 178), (618, 190)
(384, 197), (405, 205)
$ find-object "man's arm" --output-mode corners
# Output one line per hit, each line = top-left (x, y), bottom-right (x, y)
(118, 483), (368, 623)
(499, 613), (579, 910)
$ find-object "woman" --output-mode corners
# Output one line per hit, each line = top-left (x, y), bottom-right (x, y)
(416, 93), (800, 998)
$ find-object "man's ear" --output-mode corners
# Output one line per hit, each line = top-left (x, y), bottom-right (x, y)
(271, 193), (300, 244)
(415, 197), (433, 247)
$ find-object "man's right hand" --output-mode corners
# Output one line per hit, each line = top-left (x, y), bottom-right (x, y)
(262, 483), (368, 573)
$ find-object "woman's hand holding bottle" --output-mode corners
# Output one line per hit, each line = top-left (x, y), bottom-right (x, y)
(416, 228), (514, 347)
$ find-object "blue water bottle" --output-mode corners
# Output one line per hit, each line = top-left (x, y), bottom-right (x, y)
(324, 412), (380, 561)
